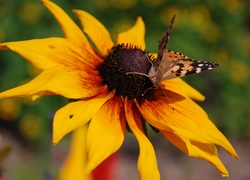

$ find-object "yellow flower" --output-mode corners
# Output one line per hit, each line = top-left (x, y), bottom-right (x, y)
(0, 0), (238, 179)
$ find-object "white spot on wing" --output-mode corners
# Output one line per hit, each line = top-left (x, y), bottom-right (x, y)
(196, 68), (201, 73)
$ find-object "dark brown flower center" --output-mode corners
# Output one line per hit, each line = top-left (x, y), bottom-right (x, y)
(98, 44), (155, 99)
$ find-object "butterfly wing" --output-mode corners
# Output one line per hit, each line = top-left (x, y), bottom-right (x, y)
(162, 50), (219, 80)
(154, 15), (176, 69)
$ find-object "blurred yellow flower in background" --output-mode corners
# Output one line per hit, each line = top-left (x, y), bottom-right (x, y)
(58, 126), (93, 180)
(0, 0), (238, 179)
(0, 99), (21, 120)
(19, 1), (43, 25)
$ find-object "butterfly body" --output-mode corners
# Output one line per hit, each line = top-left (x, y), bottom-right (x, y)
(148, 15), (219, 89)
(148, 50), (219, 88)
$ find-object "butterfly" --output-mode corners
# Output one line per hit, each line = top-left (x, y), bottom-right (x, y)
(148, 15), (219, 89)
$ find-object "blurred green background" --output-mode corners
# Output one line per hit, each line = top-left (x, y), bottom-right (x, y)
(0, 0), (249, 179)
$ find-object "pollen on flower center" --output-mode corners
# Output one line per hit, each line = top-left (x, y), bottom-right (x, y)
(98, 44), (154, 99)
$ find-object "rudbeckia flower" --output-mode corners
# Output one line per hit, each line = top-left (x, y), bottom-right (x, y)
(0, 0), (238, 179)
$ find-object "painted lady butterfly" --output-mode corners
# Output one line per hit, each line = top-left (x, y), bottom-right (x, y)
(148, 15), (219, 89)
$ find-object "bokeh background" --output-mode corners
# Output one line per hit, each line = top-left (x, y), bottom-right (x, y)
(0, 0), (249, 179)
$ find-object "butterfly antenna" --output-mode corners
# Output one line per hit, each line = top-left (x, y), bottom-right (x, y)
(154, 15), (176, 68)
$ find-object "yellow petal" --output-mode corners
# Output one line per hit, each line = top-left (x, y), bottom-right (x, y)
(0, 68), (104, 99)
(34, 69), (105, 99)
(125, 98), (160, 180)
(117, 17), (146, 49)
(0, 37), (102, 70)
(154, 89), (208, 118)
(159, 91), (238, 158)
(136, 95), (238, 159)
(161, 78), (205, 101)
(58, 126), (93, 180)
(135, 98), (173, 131)
(162, 131), (229, 177)
(86, 95), (126, 173)
(73, 10), (114, 56)
(53, 90), (115, 144)
(0, 68), (58, 99)
(0, 38), (69, 69)
(41, 0), (91, 49)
